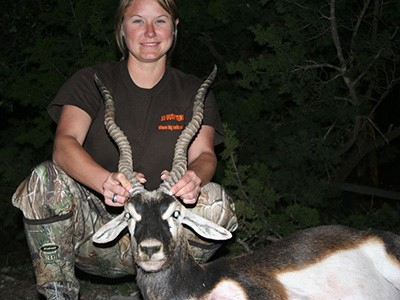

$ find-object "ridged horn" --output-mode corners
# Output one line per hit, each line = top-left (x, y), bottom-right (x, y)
(158, 65), (217, 193)
(94, 74), (145, 195)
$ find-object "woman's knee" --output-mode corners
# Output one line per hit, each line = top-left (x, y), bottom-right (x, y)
(12, 161), (79, 219)
(194, 182), (238, 232)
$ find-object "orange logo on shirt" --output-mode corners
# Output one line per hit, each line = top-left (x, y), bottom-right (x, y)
(159, 114), (185, 131)
(160, 114), (184, 122)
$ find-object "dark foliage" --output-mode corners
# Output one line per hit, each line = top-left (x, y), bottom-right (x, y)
(1, 0), (399, 260)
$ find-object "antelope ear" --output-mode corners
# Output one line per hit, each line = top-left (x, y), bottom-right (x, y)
(181, 209), (232, 241)
(93, 212), (130, 244)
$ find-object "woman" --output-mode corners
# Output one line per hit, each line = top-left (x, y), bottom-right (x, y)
(12, 0), (237, 299)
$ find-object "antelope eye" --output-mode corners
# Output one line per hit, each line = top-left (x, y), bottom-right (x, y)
(124, 212), (132, 221)
(172, 210), (180, 219)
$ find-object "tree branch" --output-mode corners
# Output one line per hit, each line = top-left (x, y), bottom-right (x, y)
(329, 0), (346, 67)
(330, 0), (360, 106)
(292, 60), (340, 72)
(230, 153), (251, 203)
(350, 0), (371, 55)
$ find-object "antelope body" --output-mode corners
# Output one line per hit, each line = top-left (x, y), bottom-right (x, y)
(94, 191), (400, 300)
(92, 66), (400, 299)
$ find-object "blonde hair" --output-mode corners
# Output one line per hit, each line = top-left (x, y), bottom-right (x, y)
(115, 0), (179, 59)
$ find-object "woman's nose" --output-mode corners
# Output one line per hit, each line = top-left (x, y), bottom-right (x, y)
(145, 23), (156, 38)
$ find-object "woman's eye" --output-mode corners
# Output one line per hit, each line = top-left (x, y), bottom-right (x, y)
(155, 18), (168, 25)
(132, 19), (143, 24)
(172, 210), (180, 219)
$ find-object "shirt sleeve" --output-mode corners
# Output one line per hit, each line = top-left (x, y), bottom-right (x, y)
(47, 67), (101, 123)
(202, 89), (225, 146)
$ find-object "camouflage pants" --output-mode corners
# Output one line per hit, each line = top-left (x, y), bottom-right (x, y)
(12, 161), (237, 282)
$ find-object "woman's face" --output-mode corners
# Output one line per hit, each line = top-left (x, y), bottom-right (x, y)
(122, 0), (178, 64)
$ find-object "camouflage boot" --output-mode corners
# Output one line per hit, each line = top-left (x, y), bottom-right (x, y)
(24, 213), (79, 300)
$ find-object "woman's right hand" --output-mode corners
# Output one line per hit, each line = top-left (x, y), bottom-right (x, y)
(103, 172), (146, 207)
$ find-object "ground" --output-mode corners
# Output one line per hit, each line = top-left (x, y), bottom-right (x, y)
(0, 247), (142, 300)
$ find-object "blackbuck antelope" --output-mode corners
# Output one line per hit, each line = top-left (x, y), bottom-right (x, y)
(92, 67), (400, 299)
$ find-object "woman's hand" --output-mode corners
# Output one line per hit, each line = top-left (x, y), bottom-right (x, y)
(103, 172), (146, 207)
(162, 170), (201, 205)
(103, 172), (131, 207)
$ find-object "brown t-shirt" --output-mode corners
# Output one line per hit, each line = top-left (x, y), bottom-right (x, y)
(48, 60), (224, 190)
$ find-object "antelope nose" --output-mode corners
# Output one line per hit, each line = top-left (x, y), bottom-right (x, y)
(140, 245), (161, 258)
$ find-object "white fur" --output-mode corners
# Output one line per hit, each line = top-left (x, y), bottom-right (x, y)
(204, 280), (248, 300)
(277, 239), (400, 299)
(136, 238), (167, 272)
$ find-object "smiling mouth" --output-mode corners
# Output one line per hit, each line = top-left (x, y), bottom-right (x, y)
(141, 42), (159, 47)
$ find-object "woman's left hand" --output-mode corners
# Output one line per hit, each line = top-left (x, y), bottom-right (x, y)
(161, 170), (201, 205)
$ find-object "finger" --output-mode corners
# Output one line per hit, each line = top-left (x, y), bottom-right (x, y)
(112, 193), (118, 203)
(105, 197), (125, 207)
(135, 172), (147, 184)
(114, 172), (133, 191)
(160, 170), (169, 181)
(104, 184), (130, 202)
(111, 191), (131, 204)
(170, 177), (190, 196)
(103, 173), (126, 194)
(182, 197), (198, 205)
(180, 187), (200, 201)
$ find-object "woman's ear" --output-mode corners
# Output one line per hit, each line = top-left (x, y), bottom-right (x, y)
(174, 18), (179, 35)
(121, 24), (125, 38)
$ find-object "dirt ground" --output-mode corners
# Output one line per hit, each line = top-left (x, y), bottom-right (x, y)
(0, 248), (142, 300)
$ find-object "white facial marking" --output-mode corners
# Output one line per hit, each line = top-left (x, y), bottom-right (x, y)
(162, 201), (180, 220)
(136, 238), (167, 272)
(126, 202), (141, 221)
